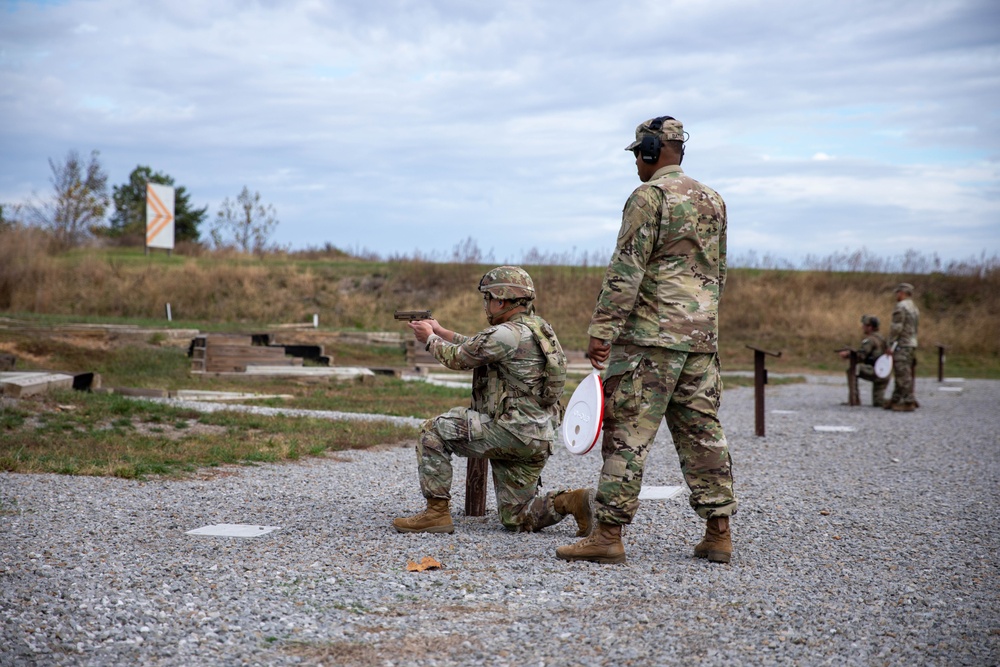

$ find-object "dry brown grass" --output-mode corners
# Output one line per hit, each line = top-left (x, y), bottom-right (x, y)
(720, 269), (999, 371)
(1, 228), (997, 376)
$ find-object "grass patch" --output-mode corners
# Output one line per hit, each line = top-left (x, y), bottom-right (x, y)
(0, 390), (416, 478)
(251, 376), (468, 417)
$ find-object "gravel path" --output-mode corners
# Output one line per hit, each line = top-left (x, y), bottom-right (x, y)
(2, 376), (998, 666)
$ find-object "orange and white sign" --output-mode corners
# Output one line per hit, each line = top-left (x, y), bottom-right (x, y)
(146, 183), (175, 250)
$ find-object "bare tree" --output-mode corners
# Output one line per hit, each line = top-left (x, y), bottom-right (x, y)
(27, 150), (110, 248)
(210, 186), (279, 255)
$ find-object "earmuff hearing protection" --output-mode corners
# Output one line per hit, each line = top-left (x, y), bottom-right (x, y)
(639, 116), (677, 165)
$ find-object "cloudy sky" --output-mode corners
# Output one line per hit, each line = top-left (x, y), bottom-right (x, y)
(2, 0), (998, 265)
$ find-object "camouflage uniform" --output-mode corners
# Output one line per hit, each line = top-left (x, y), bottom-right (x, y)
(588, 158), (737, 524)
(889, 292), (920, 407)
(418, 311), (570, 531)
(855, 324), (889, 407)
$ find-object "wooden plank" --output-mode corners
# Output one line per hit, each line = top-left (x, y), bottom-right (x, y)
(204, 359), (300, 372)
(0, 372), (74, 398)
(111, 387), (169, 398)
(203, 336), (255, 347)
(406, 339), (439, 370)
(203, 346), (289, 358)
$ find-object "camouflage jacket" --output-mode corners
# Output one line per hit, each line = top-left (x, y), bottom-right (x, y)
(858, 333), (888, 366)
(589, 165), (727, 352)
(889, 298), (919, 348)
(426, 312), (561, 444)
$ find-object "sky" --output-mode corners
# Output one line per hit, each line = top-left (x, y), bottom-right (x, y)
(1, 0), (998, 266)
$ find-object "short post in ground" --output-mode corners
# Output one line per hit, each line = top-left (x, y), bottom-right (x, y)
(747, 345), (782, 437)
(465, 459), (488, 517)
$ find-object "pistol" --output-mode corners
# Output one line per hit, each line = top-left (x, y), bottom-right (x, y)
(393, 309), (433, 322)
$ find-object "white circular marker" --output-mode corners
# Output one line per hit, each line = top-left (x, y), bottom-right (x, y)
(562, 370), (604, 455)
(874, 354), (892, 379)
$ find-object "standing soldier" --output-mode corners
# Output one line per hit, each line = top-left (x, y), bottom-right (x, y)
(886, 282), (920, 411)
(394, 266), (594, 536)
(556, 116), (737, 565)
(839, 314), (889, 407)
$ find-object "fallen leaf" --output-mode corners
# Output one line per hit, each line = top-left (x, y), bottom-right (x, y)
(819, 510), (831, 516)
(406, 556), (443, 572)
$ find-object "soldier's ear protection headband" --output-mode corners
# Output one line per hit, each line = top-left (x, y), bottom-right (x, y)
(638, 116), (685, 165)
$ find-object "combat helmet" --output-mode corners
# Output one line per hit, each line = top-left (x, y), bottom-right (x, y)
(478, 266), (535, 302)
(861, 314), (880, 329)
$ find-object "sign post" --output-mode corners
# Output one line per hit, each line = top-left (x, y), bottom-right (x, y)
(145, 183), (175, 256)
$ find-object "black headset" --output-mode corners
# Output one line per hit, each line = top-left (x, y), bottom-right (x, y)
(639, 115), (682, 165)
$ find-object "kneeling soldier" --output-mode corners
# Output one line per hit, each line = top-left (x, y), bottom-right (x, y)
(394, 266), (593, 536)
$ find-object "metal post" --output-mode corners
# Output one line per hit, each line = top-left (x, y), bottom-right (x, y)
(937, 344), (946, 382)
(465, 459), (488, 516)
(747, 345), (782, 437)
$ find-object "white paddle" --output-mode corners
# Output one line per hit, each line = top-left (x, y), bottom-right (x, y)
(874, 353), (893, 379)
(562, 369), (604, 455)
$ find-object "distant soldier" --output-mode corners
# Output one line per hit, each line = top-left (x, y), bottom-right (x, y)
(839, 314), (889, 407)
(556, 116), (737, 565)
(886, 282), (920, 411)
(394, 266), (594, 536)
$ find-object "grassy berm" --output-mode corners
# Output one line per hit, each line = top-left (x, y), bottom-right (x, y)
(1, 236), (997, 478)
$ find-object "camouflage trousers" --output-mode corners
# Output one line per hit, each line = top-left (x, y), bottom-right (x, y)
(596, 345), (737, 525)
(857, 364), (890, 407)
(891, 347), (917, 406)
(416, 407), (568, 532)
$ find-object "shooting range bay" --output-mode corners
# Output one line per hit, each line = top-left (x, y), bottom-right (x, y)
(2, 375), (998, 666)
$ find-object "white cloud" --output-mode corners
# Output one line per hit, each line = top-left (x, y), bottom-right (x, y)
(0, 0), (997, 264)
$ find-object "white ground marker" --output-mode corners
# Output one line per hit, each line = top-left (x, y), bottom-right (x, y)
(638, 486), (684, 500)
(186, 524), (281, 538)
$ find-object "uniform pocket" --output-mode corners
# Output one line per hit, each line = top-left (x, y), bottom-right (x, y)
(435, 407), (472, 441)
(604, 349), (644, 424)
(467, 410), (488, 441)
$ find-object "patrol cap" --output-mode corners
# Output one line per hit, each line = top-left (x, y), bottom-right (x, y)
(894, 282), (914, 294)
(624, 116), (687, 151)
(861, 314), (880, 329)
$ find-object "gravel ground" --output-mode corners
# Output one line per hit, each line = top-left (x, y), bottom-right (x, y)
(2, 376), (998, 666)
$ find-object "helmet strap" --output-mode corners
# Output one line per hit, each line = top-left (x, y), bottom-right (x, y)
(485, 297), (523, 326)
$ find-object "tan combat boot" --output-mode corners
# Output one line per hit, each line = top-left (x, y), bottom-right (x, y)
(555, 522), (626, 564)
(552, 489), (595, 537)
(393, 498), (455, 534)
(694, 516), (732, 563)
(891, 403), (915, 412)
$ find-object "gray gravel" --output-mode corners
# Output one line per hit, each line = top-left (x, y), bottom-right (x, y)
(2, 376), (998, 666)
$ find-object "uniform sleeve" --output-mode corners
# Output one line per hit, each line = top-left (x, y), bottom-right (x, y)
(588, 187), (660, 342)
(428, 325), (519, 371)
(718, 198), (728, 295)
(889, 306), (903, 345)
